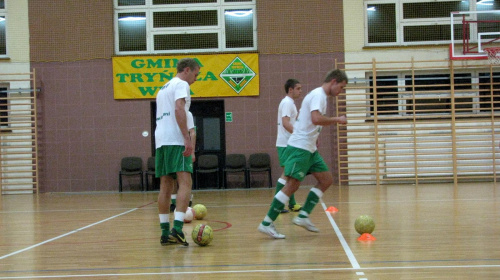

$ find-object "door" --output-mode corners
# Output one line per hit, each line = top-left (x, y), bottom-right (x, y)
(190, 100), (225, 189)
(150, 100), (225, 189)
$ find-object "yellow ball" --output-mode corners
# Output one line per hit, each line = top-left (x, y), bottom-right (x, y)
(193, 204), (207, 220)
(192, 224), (213, 246)
(354, 215), (375, 235)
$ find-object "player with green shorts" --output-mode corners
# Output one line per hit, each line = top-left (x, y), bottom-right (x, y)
(275, 79), (303, 213)
(258, 69), (348, 239)
(155, 58), (200, 246)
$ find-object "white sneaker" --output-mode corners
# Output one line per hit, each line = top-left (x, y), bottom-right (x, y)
(293, 216), (319, 232)
(258, 223), (285, 239)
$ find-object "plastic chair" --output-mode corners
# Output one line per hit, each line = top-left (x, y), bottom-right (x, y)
(119, 157), (144, 192)
(247, 153), (272, 188)
(194, 154), (220, 189)
(223, 154), (248, 188)
(145, 156), (157, 191)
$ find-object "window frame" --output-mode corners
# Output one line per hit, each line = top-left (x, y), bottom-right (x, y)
(367, 71), (489, 118)
(0, 0), (7, 57)
(0, 86), (8, 127)
(113, 0), (257, 55)
(364, 0), (477, 47)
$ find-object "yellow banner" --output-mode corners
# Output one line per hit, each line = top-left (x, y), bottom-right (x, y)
(112, 53), (259, 99)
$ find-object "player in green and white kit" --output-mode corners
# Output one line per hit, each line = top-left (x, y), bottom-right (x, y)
(258, 69), (348, 239)
(170, 111), (196, 212)
(275, 79), (302, 213)
(155, 58), (200, 246)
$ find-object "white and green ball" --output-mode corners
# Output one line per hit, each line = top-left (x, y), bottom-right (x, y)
(192, 224), (213, 246)
(354, 215), (375, 235)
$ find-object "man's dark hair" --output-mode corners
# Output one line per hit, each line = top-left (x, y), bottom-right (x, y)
(177, 58), (200, 73)
(323, 69), (348, 84)
(284, 79), (301, 94)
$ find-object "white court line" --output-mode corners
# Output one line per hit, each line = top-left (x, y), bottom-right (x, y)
(1, 264), (500, 279)
(0, 208), (139, 260)
(320, 199), (361, 270)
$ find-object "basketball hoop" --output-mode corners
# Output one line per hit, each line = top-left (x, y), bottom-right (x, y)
(484, 47), (500, 65)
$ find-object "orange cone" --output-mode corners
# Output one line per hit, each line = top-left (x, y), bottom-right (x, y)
(357, 233), (376, 241)
(326, 206), (339, 213)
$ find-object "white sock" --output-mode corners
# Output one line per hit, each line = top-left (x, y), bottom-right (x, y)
(174, 211), (185, 222)
(311, 187), (324, 198)
(275, 190), (290, 205)
(277, 178), (287, 185)
(159, 214), (169, 223)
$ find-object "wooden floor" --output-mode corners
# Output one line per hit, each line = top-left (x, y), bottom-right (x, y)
(0, 182), (499, 279)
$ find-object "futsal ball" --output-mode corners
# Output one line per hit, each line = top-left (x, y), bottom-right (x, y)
(192, 224), (213, 246)
(184, 207), (195, 223)
(192, 204), (207, 220)
(354, 215), (375, 235)
(174, 207), (195, 223)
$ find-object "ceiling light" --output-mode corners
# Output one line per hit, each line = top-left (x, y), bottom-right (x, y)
(225, 10), (253, 17)
(118, 16), (146, 21)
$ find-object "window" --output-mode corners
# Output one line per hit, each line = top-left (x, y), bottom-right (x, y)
(0, 0), (6, 56)
(364, 0), (499, 46)
(0, 87), (7, 127)
(478, 72), (500, 112)
(114, 0), (256, 54)
(369, 72), (478, 117)
(369, 76), (399, 115)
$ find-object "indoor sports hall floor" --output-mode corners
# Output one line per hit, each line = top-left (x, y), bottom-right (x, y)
(0, 182), (499, 279)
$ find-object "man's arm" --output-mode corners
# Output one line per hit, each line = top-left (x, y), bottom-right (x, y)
(189, 127), (196, 162)
(282, 116), (294, 134)
(175, 98), (193, 157)
(310, 110), (347, 126)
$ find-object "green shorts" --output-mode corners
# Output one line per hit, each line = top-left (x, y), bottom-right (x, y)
(283, 146), (328, 182)
(276, 147), (288, 167)
(155, 145), (193, 178)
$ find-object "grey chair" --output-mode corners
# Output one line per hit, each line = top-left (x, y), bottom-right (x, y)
(119, 157), (144, 192)
(223, 154), (248, 188)
(195, 154), (220, 189)
(144, 156), (157, 191)
(247, 153), (272, 188)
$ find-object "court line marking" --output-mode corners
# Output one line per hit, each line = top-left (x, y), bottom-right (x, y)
(1, 264), (500, 279)
(320, 199), (361, 270)
(0, 208), (140, 261)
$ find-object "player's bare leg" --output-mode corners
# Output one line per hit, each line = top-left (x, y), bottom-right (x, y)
(293, 171), (333, 232)
(158, 175), (175, 245)
(258, 177), (300, 239)
(275, 172), (301, 213)
(168, 171), (192, 246)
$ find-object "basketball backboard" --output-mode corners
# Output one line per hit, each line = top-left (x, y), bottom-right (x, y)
(450, 10), (500, 60)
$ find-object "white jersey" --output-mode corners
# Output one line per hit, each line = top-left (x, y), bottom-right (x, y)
(276, 96), (298, 147)
(187, 111), (194, 130)
(287, 87), (327, 153)
(155, 77), (191, 149)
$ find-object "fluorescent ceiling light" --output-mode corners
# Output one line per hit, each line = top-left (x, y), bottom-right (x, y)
(367, 6), (376, 11)
(118, 16), (146, 21)
(477, 0), (493, 5)
(225, 10), (253, 17)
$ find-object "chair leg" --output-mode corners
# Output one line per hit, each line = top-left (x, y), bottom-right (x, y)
(119, 174), (123, 192)
(145, 174), (149, 191)
(245, 170), (250, 188)
(141, 173), (144, 192)
(268, 170), (272, 188)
